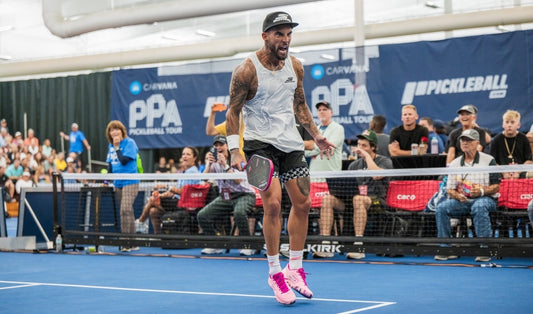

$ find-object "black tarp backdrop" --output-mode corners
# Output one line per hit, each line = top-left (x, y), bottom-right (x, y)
(0, 72), (157, 172)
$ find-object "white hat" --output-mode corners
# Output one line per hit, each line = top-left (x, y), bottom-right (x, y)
(15, 131), (22, 137)
(66, 157), (74, 163)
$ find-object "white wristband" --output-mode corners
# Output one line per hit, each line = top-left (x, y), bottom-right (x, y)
(227, 134), (240, 151)
(480, 188), (484, 197)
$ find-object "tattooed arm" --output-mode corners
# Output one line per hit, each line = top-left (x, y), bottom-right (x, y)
(226, 59), (255, 169)
(291, 56), (336, 158)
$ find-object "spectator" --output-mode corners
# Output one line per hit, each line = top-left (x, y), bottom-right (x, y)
(205, 102), (245, 157)
(489, 110), (532, 179)
(528, 199), (533, 232)
(54, 152), (67, 172)
(15, 171), (34, 195)
(59, 123), (91, 168)
(0, 127), (8, 148)
(0, 119), (9, 135)
(13, 131), (23, 146)
(197, 135), (256, 256)
(41, 138), (53, 158)
(167, 158), (177, 173)
(306, 101), (345, 174)
(136, 146), (203, 234)
(23, 128), (39, 147)
(105, 120), (140, 252)
(6, 158), (23, 182)
(435, 129), (500, 263)
(388, 104), (429, 156)
(419, 117), (445, 154)
(155, 156), (169, 173)
(433, 119), (449, 147)
(526, 124), (533, 153)
(314, 130), (392, 259)
(0, 151), (7, 168)
(445, 105), (489, 165)
(34, 165), (51, 185)
(370, 114), (390, 157)
(0, 165), (15, 202)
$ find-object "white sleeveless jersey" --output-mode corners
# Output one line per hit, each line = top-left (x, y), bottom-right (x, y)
(243, 52), (304, 153)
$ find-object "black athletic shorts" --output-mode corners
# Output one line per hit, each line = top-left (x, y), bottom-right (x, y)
(243, 140), (309, 184)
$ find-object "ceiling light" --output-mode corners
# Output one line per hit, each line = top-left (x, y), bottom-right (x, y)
(425, 1), (440, 9)
(0, 55), (13, 60)
(320, 54), (336, 60)
(0, 25), (14, 32)
(195, 30), (216, 37)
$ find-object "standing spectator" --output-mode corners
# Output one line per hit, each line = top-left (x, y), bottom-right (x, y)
(23, 128), (39, 147)
(370, 115), (390, 157)
(167, 158), (177, 173)
(435, 129), (500, 262)
(197, 135), (256, 256)
(59, 123), (91, 168)
(306, 101), (345, 175)
(41, 138), (53, 158)
(445, 105), (489, 165)
(205, 102), (246, 158)
(105, 120), (140, 252)
(226, 11), (335, 305)
(489, 110), (532, 179)
(388, 104), (429, 156)
(419, 117), (445, 154)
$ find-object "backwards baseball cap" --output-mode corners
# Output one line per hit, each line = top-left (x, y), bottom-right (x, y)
(315, 101), (331, 110)
(263, 11), (299, 32)
(357, 129), (378, 145)
(459, 129), (480, 141)
(457, 105), (478, 115)
(14, 131), (22, 137)
(213, 135), (227, 145)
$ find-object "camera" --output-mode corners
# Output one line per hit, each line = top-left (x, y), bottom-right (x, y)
(209, 146), (218, 161)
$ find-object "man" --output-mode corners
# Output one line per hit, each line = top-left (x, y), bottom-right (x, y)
(419, 117), (445, 154)
(370, 115), (390, 157)
(435, 129), (500, 263)
(59, 123), (91, 168)
(205, 102), (246, 157)
(315, 130), (392, 259)
(445, 105), (488, 165)
(0, 165), (15, 201)
(197, 135), (256, 256)
(306, 101), (345, 174)
(225, 12), (335, 305)
(388, 104), (429, 156)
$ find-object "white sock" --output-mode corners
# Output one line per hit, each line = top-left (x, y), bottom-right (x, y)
(267, 254), (282, 275)
(289, 250), (303, 270)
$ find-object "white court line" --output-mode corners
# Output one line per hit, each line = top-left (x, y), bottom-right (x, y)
(0, 280), (396, 312)
(0, 283), (39, 290)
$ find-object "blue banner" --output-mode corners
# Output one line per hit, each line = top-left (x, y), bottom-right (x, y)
(111, 30), (533, 149)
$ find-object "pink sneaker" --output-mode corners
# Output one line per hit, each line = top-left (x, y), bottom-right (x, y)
(268, 272), (296, 305)
(282, 265), (313, 299)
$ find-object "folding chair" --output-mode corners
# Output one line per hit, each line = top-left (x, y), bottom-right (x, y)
(495, 178), (532, 237)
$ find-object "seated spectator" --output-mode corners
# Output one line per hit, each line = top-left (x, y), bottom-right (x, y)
(41, 138), (53, 158)
(155, 156), (169, 173)
(136, 146), (202, 234)
(6, 158), (23, 182)
(0, 119), (9, 135)
(205, 102), (245, 158)
(15, 171), (34, 195)
(435, 129), (500, 263)
(13, 131), (23, 146)
(314, 130), (392, 259)
(34, 165), (51, 185)
(0, 151), (8, 168)
(445, 105), (489, 165)
(370, 114), (390, 157)
(197, 135), (256, 256)
(433, 119), (449, 146)
(28, 137), (40, 156)
(54, 152), (67, 172)
(388, 104), (429, 156)
(489, 110), (532, 179)
(24, 128), (39, 147)
(167, 158), (177, 173)
(0, 165), (15, 202)
(0, 127), (8, 148)
(419, 117), (445, 154)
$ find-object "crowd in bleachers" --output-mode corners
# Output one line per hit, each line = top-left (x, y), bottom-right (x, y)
(0, 118), (85, 203)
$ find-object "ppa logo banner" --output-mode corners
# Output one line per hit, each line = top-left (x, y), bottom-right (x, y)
(111, 68), (232, 149)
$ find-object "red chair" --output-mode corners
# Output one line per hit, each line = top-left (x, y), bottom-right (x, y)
(498, 178), (533, 210)
(177, 184), (211, 211)
(386, 180), (441, 211)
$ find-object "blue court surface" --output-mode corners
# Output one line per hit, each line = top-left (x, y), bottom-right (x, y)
(2, 217), (533, 313)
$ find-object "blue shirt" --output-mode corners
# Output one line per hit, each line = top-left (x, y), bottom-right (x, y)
(69, 130), (87, 154)
(173, 166), (203, 199)
(429, 131), (445, 154)
(106, 137), (139, 188)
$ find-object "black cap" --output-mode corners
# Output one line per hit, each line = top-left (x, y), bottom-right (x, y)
(315, 101), (331, 110)
(263, 12), (299, 32)
(213, 135), (227, 145)
(457, 105), (478, 115)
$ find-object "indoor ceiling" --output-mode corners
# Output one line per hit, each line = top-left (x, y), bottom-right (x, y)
(0, 0), (532, 80)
